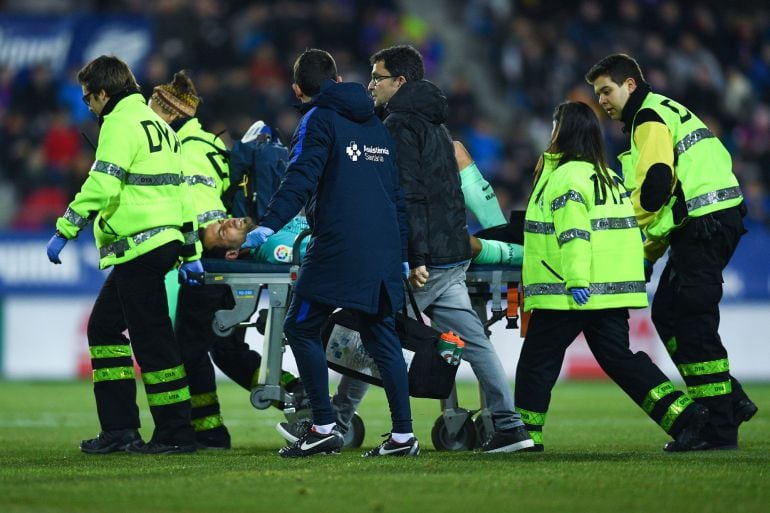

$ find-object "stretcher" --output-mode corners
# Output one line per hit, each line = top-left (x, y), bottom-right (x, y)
(203, 233), (522, 451)
(202, 258), (301, 409)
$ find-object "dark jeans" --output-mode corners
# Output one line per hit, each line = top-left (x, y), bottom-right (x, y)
(283, 294), (413, 433)
(176, 283), (251, 438)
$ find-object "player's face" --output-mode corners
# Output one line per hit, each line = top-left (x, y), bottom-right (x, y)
(202, 217), (255, 251)
(368, 60), (402, 107)
(592, 75), (633, 121)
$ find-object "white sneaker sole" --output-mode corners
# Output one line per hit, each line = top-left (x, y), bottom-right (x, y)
(275, 422), (299, 443)
(483, 438), (536, 454)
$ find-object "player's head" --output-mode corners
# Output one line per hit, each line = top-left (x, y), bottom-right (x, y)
(200, 217), (256, 260)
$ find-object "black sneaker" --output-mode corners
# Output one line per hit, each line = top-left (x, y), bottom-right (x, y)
(734, 398), (758, 426)
(195, 425), (231, 450)
(278, 426), (343, 458)
(362, 435), (420, 457)
(125, 440), (197, 454)
(276, 419), (312, 444)
(80, 429), (141, 454)
(481, 425), (535, 453)
(195, 437), (231, 450)
(664, 403), (709, 452)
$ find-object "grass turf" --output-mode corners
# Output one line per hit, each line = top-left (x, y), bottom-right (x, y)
(0, 380), (767, 513)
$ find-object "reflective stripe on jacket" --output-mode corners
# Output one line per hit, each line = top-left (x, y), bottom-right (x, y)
(523, 154), (648, 311)
(178, 118), (230, 227)
(624, 92), (741, 242)
(56, 93), (200, 268)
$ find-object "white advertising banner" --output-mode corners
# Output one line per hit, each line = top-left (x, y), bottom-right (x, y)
(2, 296), (769, 381)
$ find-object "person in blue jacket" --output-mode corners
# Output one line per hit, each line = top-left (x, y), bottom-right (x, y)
(242, 48), (418, 458)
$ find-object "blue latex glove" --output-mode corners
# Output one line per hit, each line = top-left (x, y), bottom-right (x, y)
(241, 226), (275, 249)
(402, 262), (410, 279)
(643, 258), (653, 283)
(178, 259), (205, 286)
(46, 232), (68, 264)
(570, 287), (591, 306)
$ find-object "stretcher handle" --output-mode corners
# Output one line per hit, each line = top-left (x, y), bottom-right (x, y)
(178, 271), (205, 285)
(291, 228), (313, 265)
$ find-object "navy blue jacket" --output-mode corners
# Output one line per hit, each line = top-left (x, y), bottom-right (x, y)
(260, 80), (408, 315)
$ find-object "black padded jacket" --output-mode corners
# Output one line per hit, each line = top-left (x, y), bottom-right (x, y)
(382, 79), (472, 267)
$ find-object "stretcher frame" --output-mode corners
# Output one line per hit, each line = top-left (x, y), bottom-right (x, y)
(204, 247), (522, 449)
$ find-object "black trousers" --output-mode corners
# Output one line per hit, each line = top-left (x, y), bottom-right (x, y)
(514, 308), (699, 447)
(651, 205), (748, 444)
(87, 241), (194, 444)
(176, 284), (266, 439)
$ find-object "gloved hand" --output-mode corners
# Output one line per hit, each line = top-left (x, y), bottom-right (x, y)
(643, 258), (654, 283)
(402, 261), (410, 279)
(241, 226), (275, 249)
(178, 259), (205, 286)
(241, 120), (272, 143)
(570, 287), (591, 306)
(46, 232), (68, 264)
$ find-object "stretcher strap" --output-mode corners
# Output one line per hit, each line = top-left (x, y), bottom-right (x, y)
(506, 283), (520, 329)
(520, 285), (531, 338)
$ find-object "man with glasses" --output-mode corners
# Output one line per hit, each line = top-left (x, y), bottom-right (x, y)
(278, 45), (534, 454)
(46, 55), (203, 455)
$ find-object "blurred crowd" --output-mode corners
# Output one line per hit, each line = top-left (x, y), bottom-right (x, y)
(1, 0), (769, 234)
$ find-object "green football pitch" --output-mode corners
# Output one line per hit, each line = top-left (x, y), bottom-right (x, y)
(0, 380), (767, 513)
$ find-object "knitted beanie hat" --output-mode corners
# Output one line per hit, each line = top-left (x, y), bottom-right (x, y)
(151, 71), (200, 117)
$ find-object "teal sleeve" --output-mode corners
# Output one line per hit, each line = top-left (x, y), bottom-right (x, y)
(460, 162), (507, 229)
(255, 227), (308, 264)
(472, 238), (523, 266)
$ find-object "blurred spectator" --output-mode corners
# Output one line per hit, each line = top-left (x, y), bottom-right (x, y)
(0, 0), (769, 235)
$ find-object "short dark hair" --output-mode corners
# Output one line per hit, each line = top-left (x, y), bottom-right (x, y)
(293, 49), (337, 97)
(77, 55), (140, 96)
(370, 45), (424, 82)
(585, 53), (646, 87)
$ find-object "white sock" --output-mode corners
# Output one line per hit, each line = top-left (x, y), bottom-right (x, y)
(312, 423), (336, 434)
(390, 432), (414, 443)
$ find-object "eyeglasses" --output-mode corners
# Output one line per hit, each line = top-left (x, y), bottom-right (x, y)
(370, 74), (396, 85)
(82, 91), (93, 106)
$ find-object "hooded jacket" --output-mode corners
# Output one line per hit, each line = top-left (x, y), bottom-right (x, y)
(382, 80), (472, 267)
(56, 92), (200, 269)
(260, 80), (407, 315)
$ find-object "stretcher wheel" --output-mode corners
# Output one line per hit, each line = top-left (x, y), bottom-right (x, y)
(431, 416), (477, 451)
(342, 413), (365, 448)
(212, 318), (234, 337)
(250, 387), (272, 409)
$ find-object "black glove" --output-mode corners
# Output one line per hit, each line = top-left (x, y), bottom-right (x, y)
(643, 259), (654, 283)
